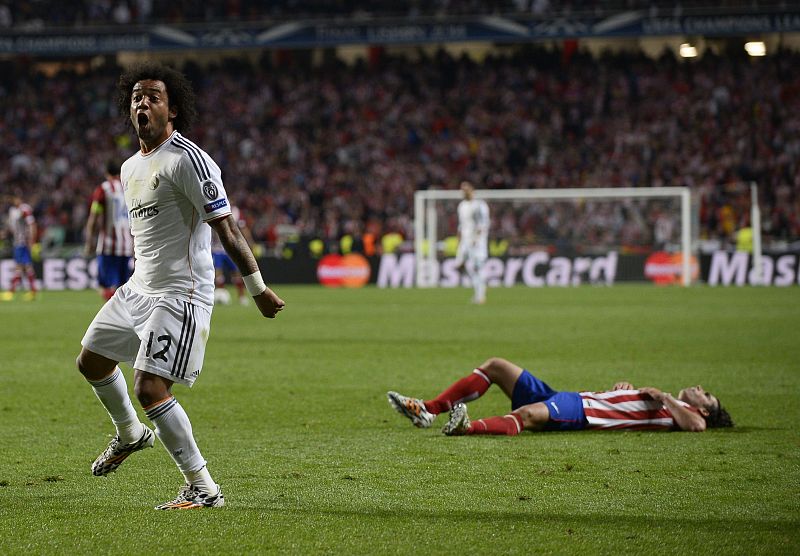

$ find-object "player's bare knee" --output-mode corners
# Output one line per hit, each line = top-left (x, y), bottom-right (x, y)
(513, 403), (548, 430)
(76, 350), (115, 381)
(133, 373), (171, 408)
(480, 357), (512, 380)
(76, 354), (87, 375)
(512, 406), (533, 429)
(134, 382), (159, 408)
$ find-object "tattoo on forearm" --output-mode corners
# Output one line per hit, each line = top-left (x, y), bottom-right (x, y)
(220, 224), (258, 275)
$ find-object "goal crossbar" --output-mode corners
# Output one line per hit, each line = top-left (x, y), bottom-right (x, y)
(413, 187), (693, 286)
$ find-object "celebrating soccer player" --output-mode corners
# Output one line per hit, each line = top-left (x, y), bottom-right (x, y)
(388, 357), (733, 435)
(76, 63), (285, 510)
(84, 159), (134, 301)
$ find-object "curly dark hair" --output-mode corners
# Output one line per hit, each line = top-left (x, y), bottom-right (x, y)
(117, 62), (197, 133)
(703, 400), (734, 429)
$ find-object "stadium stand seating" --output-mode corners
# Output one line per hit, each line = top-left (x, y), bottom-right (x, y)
(1, 45), (798, 255)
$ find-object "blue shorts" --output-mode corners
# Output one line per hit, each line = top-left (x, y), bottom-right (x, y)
(213, 252), (236, 273)
(97, 255), (132, 288)
(13, 246), (32, 265)
(511, 370), (586, 431)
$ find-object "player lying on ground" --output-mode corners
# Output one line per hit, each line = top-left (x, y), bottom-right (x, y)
(388, 357), (733, 435)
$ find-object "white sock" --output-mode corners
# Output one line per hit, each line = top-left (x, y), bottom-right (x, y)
(89, 367), (143, 444)
(475, 277), (486, 301)
(145, 397), (209, 486)
(184, 466), (217, 494)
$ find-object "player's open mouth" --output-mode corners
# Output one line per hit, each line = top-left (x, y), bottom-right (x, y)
(137, 113), (149, 127)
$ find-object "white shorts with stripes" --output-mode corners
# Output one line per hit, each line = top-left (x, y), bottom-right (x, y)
(81, 284), (212, 386)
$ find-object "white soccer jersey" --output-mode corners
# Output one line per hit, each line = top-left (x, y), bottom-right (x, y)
(92, 177), (134, 257)
(121, 131), (232, 308)
(9, 203), (35, 246)
(457, 199), (490, 257)
(580, 390), (699, 431)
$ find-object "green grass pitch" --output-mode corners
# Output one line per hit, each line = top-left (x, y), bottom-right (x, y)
(0, 285), (798, 554)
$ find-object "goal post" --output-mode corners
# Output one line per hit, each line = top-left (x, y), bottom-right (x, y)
(750, 182), (763, 284)
(413, 187), (694, 287)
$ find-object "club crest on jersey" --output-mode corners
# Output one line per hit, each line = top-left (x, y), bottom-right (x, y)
(202, 181), (219, 200)
(149, 173), (160, 190)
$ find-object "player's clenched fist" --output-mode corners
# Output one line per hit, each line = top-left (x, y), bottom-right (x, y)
(254, 287), (285, 318)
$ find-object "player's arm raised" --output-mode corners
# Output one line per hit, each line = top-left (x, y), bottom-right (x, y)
(639, 386), (707, 432)
(209, 215), (285, 318)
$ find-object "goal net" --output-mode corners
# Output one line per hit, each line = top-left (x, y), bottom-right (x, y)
(413, 187), (695, 287)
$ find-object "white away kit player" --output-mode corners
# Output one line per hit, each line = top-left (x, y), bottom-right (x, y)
(76, 63), (285, 510)
(454, 181), (490, 304)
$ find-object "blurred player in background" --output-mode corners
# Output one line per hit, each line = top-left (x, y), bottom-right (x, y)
(454, 181), (489, 304)
(76, 62), (285, 511)
(84, 159), (134, 301)
(388, 357), (733, 435)
(2, 193), (38, 301)
(211, 205), (253, 306)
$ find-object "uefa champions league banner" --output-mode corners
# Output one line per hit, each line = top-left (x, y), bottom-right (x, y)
(2, 12), (800, 55)
(1, 251), (798, 290)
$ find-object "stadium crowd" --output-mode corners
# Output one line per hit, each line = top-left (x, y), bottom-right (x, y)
(1, 46), (799, 257)
(0, 1), (789, 28)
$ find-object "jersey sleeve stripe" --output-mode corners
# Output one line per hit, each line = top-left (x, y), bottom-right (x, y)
(175, 135), (212, 177)
(171, 139), (208, 181)
(173, 135), (211, 179)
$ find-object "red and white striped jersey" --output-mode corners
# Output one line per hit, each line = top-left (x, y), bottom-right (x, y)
(91, 178), (133, 256)
(580, 390), (700, 431)
(8, 203), (35, 246)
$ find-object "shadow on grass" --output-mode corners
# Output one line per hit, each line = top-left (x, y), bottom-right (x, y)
(242, 506), (798, 533)
(712, 426), (786, 433)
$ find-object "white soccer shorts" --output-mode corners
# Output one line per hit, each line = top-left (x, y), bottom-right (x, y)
(81, 284), (212, 386)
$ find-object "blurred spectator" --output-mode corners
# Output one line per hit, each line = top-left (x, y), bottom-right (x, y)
(1, 46), (799, 258)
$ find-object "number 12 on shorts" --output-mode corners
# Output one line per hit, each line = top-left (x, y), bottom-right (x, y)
(146, 331), (172, 362)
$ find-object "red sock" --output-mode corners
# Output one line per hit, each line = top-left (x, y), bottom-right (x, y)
(26, 270), (37, 292)
(10, 274), (21, 293)
(466, 413), (523, 436)
(424, 369), (492, 414)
